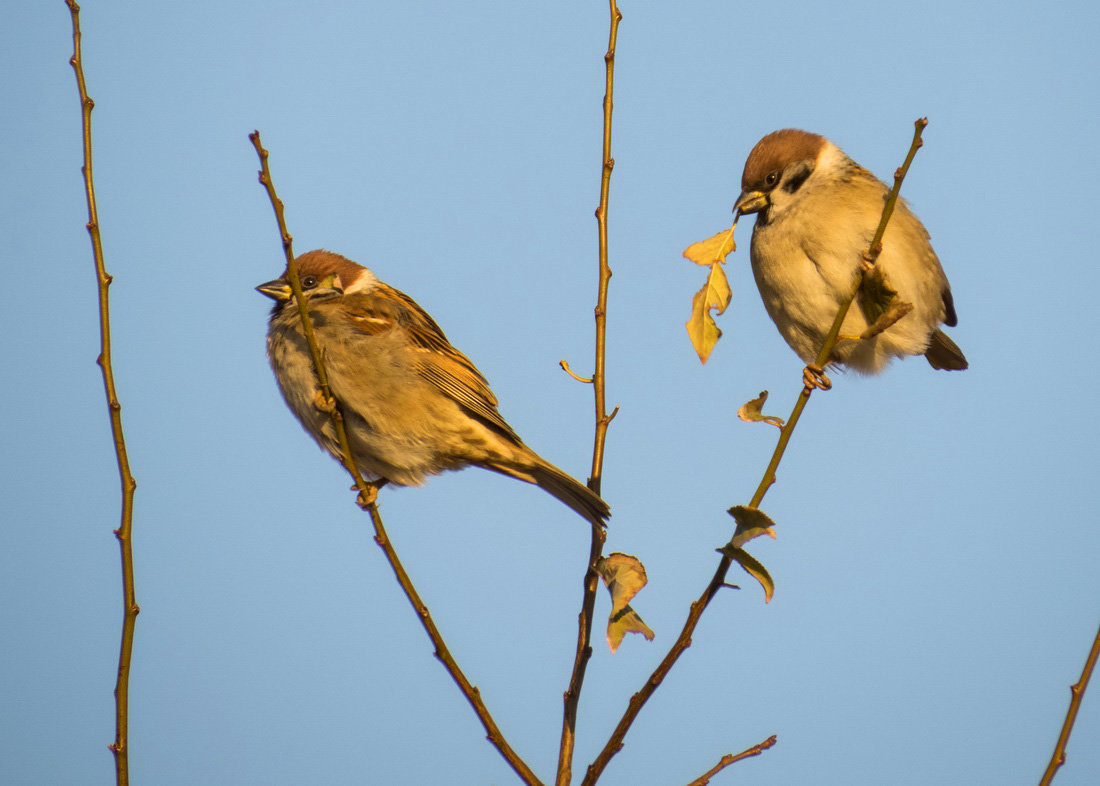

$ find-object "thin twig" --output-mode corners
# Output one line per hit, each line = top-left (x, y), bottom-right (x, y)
(582, 120), (929, 785)
(560, 359), (594, 384)
(556, 3), (621, 784)
(1039, 621), (1100, 785)
(684, 735), (778, 786)
(248, 132), (541, 786)
(66, 4), (139, 783)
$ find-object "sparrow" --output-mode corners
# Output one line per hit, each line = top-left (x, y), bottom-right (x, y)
(257, 249), (610, 527)
(733, 129), (968, 381)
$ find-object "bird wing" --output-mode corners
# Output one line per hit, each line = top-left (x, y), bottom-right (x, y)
(344, 285), (522, 443)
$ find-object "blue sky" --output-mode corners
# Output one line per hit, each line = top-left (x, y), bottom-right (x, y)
(4, 1), (1100, 784)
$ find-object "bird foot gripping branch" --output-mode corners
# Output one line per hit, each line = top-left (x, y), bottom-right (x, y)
(354, 480), (385, 510)
(312, 389), (337, 413)
(801, 364), (832, 391)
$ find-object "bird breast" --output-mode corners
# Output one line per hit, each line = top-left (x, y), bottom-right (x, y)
(749, 178), (949, 372)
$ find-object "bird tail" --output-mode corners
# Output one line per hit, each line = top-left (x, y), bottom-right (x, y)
(925, 329), (968, 370)
(486, 459), (610, 527)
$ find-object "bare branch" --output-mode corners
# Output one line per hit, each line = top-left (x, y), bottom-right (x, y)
(1039, 621), (1100, 785)
(555, 3), (623, 784)
(684, 735), (778, 786)
(66, 4), (140, 782)
(249, 132), (542, 786)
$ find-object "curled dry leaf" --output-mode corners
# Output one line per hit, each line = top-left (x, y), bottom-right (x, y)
(685, 263), (732, 364)
(727, 504), (777, 547)
(737, 391), (785, 429)
(684, 226), (737, 364)
(596, 553), (655, 653)
(682, 227), (736, 267)
(717, 544), (775, 603)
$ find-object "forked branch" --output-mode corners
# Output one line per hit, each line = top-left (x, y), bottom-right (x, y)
(556, 2), (622, 784)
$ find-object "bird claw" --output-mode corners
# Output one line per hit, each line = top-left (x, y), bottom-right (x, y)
(355, 488), (376, 509)
(312, 390), (337, 413)
(803, 363), (832, 391)
(353, 479), (389, 509)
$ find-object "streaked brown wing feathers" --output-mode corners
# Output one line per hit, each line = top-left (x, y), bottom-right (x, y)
(345, 285), (521, 443)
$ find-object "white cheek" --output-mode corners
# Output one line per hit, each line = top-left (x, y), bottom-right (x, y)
(343, 268), (381, 294)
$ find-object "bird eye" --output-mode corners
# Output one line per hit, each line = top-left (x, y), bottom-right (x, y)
(301, 275), (318, 288)
(764, 171), (780, 187)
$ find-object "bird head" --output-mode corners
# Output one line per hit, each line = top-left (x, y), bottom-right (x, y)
(256, 249), (380, 308)
(733, 129), (832, 224)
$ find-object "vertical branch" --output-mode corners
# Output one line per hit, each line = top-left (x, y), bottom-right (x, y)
(249, 132), (541, 786)
(581, 120), (929, 785)
(588, 5), (622, 491)
(556, 3), (622, 784)
(66, 3), (139, 784)
(1039, 621), (1100, 785)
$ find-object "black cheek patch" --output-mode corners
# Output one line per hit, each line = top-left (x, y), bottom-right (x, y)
(781, 162), (812, 194)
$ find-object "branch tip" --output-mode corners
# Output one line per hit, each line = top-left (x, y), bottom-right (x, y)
(560, 359), (593, 384)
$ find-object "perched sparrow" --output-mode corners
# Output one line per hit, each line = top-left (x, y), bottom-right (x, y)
(733, 129), (968, 379)
(257, 249), (610, 526)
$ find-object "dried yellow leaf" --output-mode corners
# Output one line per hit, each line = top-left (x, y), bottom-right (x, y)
(682, 227), (737, 266)
(685, 262), (732, 364)
(727, 504), (777, 547)
(737, 391), (786, 429)
(718, 544), (775, 603)
(596, 553), (655, 653)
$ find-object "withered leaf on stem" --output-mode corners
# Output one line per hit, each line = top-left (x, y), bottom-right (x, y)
(727, 505), (777, 548)
(596, 553), (655, 653)
(684, 227), (737, 364)
(737, 391), (785, 429)
(717, 544), (775, 603)
(685, 263), (732, 364)
(682, 227), (736, 267)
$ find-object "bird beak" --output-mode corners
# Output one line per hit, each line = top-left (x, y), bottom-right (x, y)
(733, 190), (769, 217)
(256, 279), (292, 301)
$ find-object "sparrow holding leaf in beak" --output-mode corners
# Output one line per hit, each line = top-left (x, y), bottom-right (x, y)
(733, 129), (967, 384)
